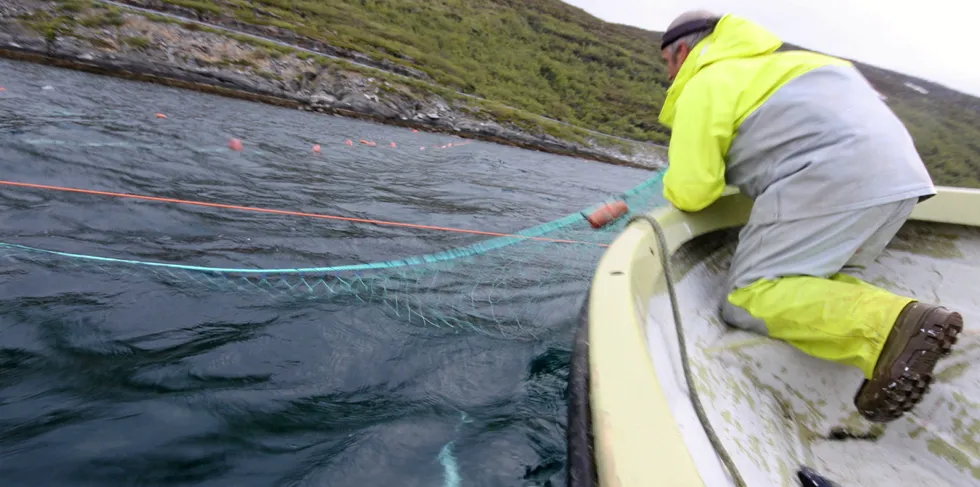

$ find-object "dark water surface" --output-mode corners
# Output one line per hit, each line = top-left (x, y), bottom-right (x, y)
(0, 58), (652, 486)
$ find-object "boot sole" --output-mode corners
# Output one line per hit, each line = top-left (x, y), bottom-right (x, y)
(855, 310), (963, 423)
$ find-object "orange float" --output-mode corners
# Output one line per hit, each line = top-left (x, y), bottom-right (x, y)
(584, 201), (629, 229)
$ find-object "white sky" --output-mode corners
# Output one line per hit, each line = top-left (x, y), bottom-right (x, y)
(562, 0), (980, 97)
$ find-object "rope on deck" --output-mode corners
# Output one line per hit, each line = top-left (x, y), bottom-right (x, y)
(629, 214), (748, 487)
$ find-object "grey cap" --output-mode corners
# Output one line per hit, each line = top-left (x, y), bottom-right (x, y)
(662, 9), (722, 50)
(666, 9), (719, 32)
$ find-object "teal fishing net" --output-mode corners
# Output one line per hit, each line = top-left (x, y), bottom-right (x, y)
(0, 173), (667, 337)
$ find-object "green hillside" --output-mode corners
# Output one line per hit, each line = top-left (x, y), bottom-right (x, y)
(153, 0), (980, 187)
(146, 0), (677, 143)
(48, 0), (980, 186)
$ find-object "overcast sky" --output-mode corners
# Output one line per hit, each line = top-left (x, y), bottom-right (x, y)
(562, 0), (980, 97)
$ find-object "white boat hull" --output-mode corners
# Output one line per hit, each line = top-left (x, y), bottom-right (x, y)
(573, 187), (980, 487)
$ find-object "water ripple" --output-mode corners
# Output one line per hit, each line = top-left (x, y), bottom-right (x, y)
(0, 57), (650, 487)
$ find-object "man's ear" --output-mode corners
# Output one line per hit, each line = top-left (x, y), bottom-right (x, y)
(677, 42), (692, 63)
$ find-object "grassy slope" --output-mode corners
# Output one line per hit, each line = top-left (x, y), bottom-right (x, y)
(162, 0), (675, 144)
(161, 0), (980, 187)
(42, 0), (980, 187)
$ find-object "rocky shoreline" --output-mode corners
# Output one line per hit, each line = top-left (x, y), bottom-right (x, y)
(0, 0), (667, 170)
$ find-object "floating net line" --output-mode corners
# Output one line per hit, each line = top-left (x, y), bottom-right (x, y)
(0, 172), (668, 337)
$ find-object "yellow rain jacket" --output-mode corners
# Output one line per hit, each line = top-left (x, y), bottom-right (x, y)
(658, 14), (935, 221)
(659, 15), (938, 379)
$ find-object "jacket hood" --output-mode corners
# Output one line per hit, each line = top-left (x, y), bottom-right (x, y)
(658, 14), (784, 128)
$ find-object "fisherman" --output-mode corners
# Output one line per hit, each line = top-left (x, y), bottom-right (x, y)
(657, 10), (963, 422)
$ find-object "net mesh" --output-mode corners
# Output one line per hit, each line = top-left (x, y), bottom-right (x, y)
(0, 172), (668, 337)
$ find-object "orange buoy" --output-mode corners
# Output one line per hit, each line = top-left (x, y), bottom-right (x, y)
(390, 142), (397, 148)
(412, 129), (419, 133)
(345, 139), (353, 146)
(155, 113), (167, 119)
(585, 201), (629, 229)
(313, 144), (321, 153)
(228, 138), (243, 151)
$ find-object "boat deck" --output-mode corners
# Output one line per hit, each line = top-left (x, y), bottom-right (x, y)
(645, 220), (980, 486)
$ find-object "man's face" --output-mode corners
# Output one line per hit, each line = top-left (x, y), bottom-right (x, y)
(662, 42), (690, 83)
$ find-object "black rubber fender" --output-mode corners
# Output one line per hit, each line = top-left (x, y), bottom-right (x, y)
(798, 465), (842, 486)
(566, 294), (597, 487)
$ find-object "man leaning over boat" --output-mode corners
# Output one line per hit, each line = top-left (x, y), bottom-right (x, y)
(657, 10), (964, 422)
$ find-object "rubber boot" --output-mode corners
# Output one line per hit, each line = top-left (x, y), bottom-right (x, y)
(853, 302), (963, 422)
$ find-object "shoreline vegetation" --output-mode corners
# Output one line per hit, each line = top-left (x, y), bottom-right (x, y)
(2, 0), (979, 182)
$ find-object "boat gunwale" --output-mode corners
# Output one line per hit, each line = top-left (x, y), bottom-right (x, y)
(584, 185), (980, 486)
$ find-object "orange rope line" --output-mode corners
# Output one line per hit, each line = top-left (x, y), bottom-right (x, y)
(0, 180), (609, 247)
